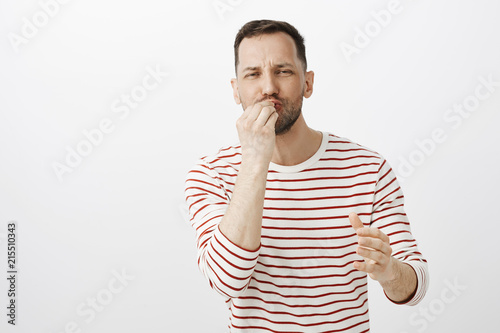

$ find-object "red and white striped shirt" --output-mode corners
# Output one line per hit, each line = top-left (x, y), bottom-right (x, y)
(184, 132), (429, 332)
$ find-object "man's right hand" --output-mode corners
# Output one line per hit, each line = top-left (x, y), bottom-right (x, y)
(219, 101), (278, 250)
(236, 101), (278, 166)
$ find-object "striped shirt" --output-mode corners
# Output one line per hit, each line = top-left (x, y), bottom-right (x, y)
(184, 132), (429, 332)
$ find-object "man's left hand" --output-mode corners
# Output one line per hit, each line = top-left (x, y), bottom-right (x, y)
(349, 212), (396, 284)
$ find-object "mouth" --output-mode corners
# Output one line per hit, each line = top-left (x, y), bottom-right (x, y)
(267, 99), (283, 112)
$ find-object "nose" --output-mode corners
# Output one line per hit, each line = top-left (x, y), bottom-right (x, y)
(261, 72), (279, 97)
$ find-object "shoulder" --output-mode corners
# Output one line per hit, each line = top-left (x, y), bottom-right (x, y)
(322, 132), (397, 183)
(185, 143), (241, 193)
(199, 143), (242, 169)
(323, 132), (384, 161)
(187, 142), (242, 180)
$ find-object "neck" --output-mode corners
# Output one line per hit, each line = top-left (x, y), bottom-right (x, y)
(271, 114), (322, 166)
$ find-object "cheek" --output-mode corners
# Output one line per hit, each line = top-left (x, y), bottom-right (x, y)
(239, 89), (260, 107)
(238, 93), (250, 109)
(237, 83), (254, 101)
(283, 78), (305, 96)
(286, 86), (305, 103)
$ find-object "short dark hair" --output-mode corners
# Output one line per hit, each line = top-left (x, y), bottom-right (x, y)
(234, 19), (307, 74)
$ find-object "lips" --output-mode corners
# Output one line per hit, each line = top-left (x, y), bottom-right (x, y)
(267, 99), (282, 111)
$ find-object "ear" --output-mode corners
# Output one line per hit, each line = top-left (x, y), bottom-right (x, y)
(230, 78), (241, 104)
(303, 70), (314, 99)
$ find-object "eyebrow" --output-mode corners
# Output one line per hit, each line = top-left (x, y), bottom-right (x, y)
(242, 62), (295, 73)
(276, 62), (294, 68)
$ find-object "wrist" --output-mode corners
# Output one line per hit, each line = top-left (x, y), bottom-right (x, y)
(380, 260), (418, 304)
(380, 257), (399, 287)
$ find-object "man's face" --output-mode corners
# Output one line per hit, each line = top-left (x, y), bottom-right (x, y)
(231, 32), (314, 135)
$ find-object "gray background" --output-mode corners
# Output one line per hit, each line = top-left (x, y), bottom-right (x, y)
(1, 0), (499, 332)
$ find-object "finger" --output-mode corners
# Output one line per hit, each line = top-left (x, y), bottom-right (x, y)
(358, 237), (392, 256)
(245, 101), (275, 121)
(254, 105), (276, 128)
(353, 260), (376, 274)
(349, 212), (365, 232)
(264, 109), (279, 128)
(356, 227), (390, 243)
(356, 247), (387, 265)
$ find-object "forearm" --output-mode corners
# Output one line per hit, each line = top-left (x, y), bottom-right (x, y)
(185, 157), (266, 299)
(380, 259), (418, 303)
(218, 158), (269, 251)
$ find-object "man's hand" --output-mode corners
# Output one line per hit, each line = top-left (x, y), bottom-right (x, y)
(236, 101), (278, 166)
(349, 212), (396, 284)
(349, 212), (418, 303)
(218, 102), (278, 251)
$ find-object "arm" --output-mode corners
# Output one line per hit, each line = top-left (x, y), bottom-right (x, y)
(218, 101), (278, 250)
(349, 212), (418, 303)
(349, 159), (429, 305)
(184, 102), (277, 298)
(380, 259), (418, 303)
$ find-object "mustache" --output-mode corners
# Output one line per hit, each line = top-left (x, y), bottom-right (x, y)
(257, 95), (284, 104)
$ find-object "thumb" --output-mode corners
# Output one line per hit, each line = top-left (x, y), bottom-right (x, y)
(349, 212), (364, 232)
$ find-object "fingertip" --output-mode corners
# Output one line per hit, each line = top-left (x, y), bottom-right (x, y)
(348, 212), (358, 225)
(353, 261), (362, 271)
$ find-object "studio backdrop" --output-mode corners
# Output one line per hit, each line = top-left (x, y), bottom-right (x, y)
(0, 0), (498, 332)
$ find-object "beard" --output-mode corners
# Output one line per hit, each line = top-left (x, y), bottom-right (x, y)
(241, 92), (304, 135)
(272, 95), (302, 135)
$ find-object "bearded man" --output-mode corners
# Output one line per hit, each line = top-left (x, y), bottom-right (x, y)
(184, 19), (429, 332)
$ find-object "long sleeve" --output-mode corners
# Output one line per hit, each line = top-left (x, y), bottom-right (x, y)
(184, 159), (260, 299)
(370, 159), (429, 306)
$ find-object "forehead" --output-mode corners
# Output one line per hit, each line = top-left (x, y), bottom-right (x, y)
(237, 32), (299, 69)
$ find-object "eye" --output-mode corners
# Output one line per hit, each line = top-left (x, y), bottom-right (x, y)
(277, 70), (293, 75)
(245, 72), (260, 79)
